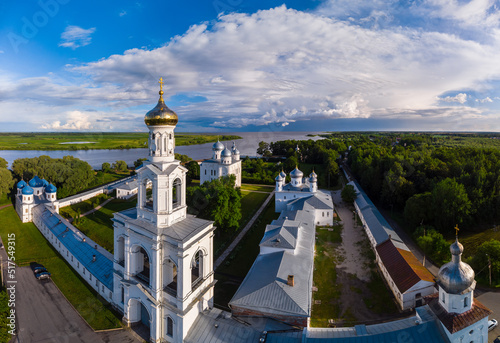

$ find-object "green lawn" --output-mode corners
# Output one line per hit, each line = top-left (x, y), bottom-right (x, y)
(214, 196), (279, 309)
(240, 184), (274, 192)
(59, 193), (110, 219)
(65, 197), (137, 253)
(0, 194), (11, 207)
(0, 206), (121, 330)
(310, 226), (342, 327)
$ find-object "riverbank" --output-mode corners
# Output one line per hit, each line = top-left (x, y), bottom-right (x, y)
(0, 132), (241, 150)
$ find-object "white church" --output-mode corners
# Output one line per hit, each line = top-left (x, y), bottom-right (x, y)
(200, 140), (241, 187)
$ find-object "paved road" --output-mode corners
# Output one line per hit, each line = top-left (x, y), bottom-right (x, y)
(0, 234), (140, 343)
(476, 292), (500, 342)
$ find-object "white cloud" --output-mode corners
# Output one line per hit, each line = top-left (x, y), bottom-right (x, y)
(41, 111), (94, 130)
(439, 93), (468, 104)
(119, 10), (127, 17)
(476, 97), (493, 103)
(59, 25), (96, 49)
(0, 51), (4, 54)
(3, 5), (500, 131)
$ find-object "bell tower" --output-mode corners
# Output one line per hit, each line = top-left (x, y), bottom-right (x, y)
(113, 79), (215, 343)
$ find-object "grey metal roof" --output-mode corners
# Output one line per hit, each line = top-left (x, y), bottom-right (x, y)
(116, 180), (138, 191)
(305, 306), (446, 342)
(282, 183), (312, 192)
(115, 208), (213, 242)
(34, 206), (113, 289)
(287, 192), (333, 211)
(260, 225), (298, 250)
(184, 308), (302, 343)
(350, 181), (408, 250)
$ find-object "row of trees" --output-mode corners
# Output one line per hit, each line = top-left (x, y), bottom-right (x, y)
(0, 158), (13, 199)
(347, 140), (500, 234)
(12, 156), (95, 198)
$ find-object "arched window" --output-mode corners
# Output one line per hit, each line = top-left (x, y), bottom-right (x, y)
(167, 317), (174, 337)
(464, 297), (468, 307)
(191, 250), (203, 290)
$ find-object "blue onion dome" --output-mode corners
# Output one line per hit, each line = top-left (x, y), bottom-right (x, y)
(42, 179), (49, 187)
(275, 174), (283, 182)
(45, 183), (57, 193)
(290, 167), (303, 178)
(437, 237), (475, 294)
(28, 176), (44, 188)
(17, 180), (27, 189)
(280, 170), (286, 178)
(222, 147), (232, 157)
(144, 78), (178, 126)
(22, 185), (34, 195)
(233, 147), (240, 155)
(213, 140), (224, 151)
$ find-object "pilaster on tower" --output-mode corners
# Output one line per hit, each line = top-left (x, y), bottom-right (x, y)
(144, 77), (179, 168)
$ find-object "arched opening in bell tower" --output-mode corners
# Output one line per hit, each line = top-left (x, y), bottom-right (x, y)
(172, 178), (182, 209)
(191, 250), (204, 290)
(116, 236), (125, 266)
(133, 246), (151, 286)
(139, 178), (154, 211)
(163, 259), (178, 297)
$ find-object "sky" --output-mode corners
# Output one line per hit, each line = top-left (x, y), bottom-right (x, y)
(1, 0), (500, 133)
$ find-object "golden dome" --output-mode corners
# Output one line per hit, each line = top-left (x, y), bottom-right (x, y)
(144, 77), (178, 126)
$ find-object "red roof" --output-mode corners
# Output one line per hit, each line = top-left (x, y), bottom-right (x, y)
(425, 293), (492, 333)
(376, 239), (435, 293)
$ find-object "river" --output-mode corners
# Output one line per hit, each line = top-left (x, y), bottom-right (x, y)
(0, 131), (324, 169)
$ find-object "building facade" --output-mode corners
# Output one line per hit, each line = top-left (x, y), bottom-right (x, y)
(200, 140), (241, 187)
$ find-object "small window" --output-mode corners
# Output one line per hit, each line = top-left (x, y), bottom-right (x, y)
(322, 212), (325, 217)
(102, 285), (105, 292)
(205, 170), (207, 175)
(167, 317), (174, 337)
(96, 279), (98, 287)
(121, 287), (124, 304)
(77, 262), (80, 268)
(89, 274), (92, 281)
(464, 297), (468, 307)
(83, 268), (86, 275)
(25, 209), (28, 213)
(469, 330), (474, 335)
(71, 256), (73, 262)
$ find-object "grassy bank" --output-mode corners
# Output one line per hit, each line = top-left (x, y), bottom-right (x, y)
(0, 132), (241, 150)
(0, 206), (121, 330)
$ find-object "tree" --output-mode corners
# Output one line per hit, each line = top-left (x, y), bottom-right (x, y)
(284, 155), (298, 171)
(133, 158), (147, 169)
(404, 192), (432, 229)
(431, 178), (472, 232)
(187, 175), (241, 233)
(186, 161), (200, 181)
(470, 239), (500, 285)
(112, 160), (128, 172)
(257, 141), (270, 156)
(0, 157), (13, 198)
(102, 162), (111, 172)
(341, 184), (357, 203)
(414, 226), (449, 265)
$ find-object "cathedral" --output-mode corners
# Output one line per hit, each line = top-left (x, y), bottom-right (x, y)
(112, 79), (215, 342)
(200, 140), (241, 187)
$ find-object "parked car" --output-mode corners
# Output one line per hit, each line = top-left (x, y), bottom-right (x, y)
(33, 266), (47, 274)
(35, 271), (51, 280)
(489, 319), (498, 332)
(32, 264), (46, 274)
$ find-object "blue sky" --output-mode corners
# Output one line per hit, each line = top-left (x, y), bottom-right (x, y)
(1, 0), (500, 132)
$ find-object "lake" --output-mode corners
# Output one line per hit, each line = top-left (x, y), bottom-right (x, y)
(0, 131), (323, 169)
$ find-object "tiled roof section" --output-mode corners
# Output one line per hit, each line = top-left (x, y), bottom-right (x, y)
(376, 239), (434, 293)
(425, 293), (492, 333)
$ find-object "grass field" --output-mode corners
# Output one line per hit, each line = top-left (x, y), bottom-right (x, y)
(214, 195), (279, 309)
(61, 196), (137, 253)
(0, 132), (241, 150)
(239, 184), (274, 193)
(310, 227), (342, 327)
(0, 206), (121, 330)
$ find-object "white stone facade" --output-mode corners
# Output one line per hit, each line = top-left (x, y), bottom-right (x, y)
(200, 141), (241, 187)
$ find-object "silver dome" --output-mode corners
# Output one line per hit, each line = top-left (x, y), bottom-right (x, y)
(437, 238), (475, 294)
(275, 174), (283, 182)
(222, 147), (232, 157)
(213, 140), (224, 151)
(290, 167), (303, 178)
(280, 170), (286, 178)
